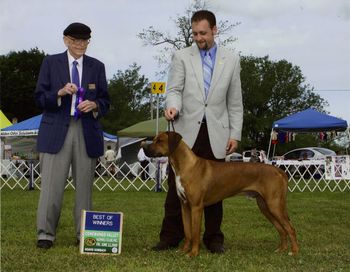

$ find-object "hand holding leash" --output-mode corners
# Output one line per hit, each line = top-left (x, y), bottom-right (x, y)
(165, 108), (178, 121)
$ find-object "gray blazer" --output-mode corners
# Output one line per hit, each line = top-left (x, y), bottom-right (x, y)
(166, 44), (243, 159)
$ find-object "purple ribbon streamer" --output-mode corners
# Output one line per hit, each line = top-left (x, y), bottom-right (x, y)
(74, 87), (85, 119)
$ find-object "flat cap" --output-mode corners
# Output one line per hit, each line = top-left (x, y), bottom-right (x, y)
(63, 22), (91, 39)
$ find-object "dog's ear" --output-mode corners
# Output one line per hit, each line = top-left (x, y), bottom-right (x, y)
(167, 131), (182, 154)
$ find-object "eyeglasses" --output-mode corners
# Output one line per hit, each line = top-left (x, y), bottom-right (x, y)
(66, 36), (90, 46)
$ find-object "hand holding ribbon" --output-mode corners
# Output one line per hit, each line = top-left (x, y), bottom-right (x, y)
(74, 87), (85, 119)
(77, 100), (98, 113)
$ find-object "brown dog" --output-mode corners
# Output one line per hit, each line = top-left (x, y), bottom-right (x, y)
(143, 132), (299, 257)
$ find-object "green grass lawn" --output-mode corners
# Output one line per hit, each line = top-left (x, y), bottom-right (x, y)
(1, 189), (350, 272)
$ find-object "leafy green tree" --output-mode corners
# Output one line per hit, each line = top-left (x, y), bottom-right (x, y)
(0, 48), (46, 121)
(240, 55), (328, 151)
(102, 63), (151, 133)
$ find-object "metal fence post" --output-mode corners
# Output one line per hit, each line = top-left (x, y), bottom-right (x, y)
(154, 160), (162, 192)
(28, 161), (34, 190)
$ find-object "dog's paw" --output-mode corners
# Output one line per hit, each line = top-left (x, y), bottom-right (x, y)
(289, 248), (299, 256)
(182, 243), (191, 253)
(274, 247), (287, 253)
(186, 251), (199, 257)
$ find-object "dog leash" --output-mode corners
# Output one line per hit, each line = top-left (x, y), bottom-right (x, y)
(167, 120), (176, 132)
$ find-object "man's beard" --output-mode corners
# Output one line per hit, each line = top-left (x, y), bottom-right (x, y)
(203, 41), (209, 50)
(196, 40), (209, 50)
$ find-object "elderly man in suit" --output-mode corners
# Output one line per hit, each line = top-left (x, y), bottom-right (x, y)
(152, 10), (243, 253)
(35, 22), (110, 249)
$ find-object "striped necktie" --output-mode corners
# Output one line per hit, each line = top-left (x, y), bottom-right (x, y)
(203, 51), (213, 99)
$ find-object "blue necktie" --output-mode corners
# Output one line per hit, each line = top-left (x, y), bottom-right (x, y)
(203, 51), (213, 99)
(72, 60), (80, 87)
(72, 61), (80, 118)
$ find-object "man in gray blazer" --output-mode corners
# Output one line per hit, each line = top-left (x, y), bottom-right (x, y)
(152, 10), (243, 253)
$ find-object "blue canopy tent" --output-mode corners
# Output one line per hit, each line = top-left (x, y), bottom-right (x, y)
(0, 114), (117, 142)
(267, 108), (349, 158)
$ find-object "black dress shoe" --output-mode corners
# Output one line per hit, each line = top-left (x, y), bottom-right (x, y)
(37, 240), (53, 249)
(207, 243), (225, 254)
(151, 241), (178, 251)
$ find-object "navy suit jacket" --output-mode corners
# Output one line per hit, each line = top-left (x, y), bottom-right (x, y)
(35, 51), (110, 158)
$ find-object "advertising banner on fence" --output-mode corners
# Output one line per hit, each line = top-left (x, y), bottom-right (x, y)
(80, 210), (123, 255)
(325, 155), (350, 180)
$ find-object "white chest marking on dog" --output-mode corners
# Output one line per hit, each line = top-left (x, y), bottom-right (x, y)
(171, 165), (187, 202)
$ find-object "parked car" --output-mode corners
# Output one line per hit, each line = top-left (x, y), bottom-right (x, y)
(280, 147), (336, 179)
(282, 147), (336, 160)
(243, 150), (267, 163)
(225, 152), (243, 162)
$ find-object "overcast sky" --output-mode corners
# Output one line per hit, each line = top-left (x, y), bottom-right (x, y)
(1, 0), (349, 122)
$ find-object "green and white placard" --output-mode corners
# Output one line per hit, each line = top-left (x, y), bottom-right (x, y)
(80, 210), (123, 255)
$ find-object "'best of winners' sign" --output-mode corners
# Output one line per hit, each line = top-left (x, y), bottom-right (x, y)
(80, 210), (123, 255)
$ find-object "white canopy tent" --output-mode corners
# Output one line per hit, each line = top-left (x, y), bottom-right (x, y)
(0, 114), (117, 159)
(0, 114), (117, 141)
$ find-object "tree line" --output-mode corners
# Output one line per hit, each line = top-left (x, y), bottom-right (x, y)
(1, 47), (334, 153)
(1, 0), (339, 154)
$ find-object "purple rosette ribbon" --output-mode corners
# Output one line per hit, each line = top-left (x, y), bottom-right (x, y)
(74, 87), (85, 119)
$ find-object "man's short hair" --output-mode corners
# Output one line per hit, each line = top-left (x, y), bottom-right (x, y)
(191, 10), (216, 28)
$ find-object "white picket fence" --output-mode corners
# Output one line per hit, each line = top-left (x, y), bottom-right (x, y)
(274, 158), (350, 192)
(1, 159), (350, 192)
(0, 160), (168, 192)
